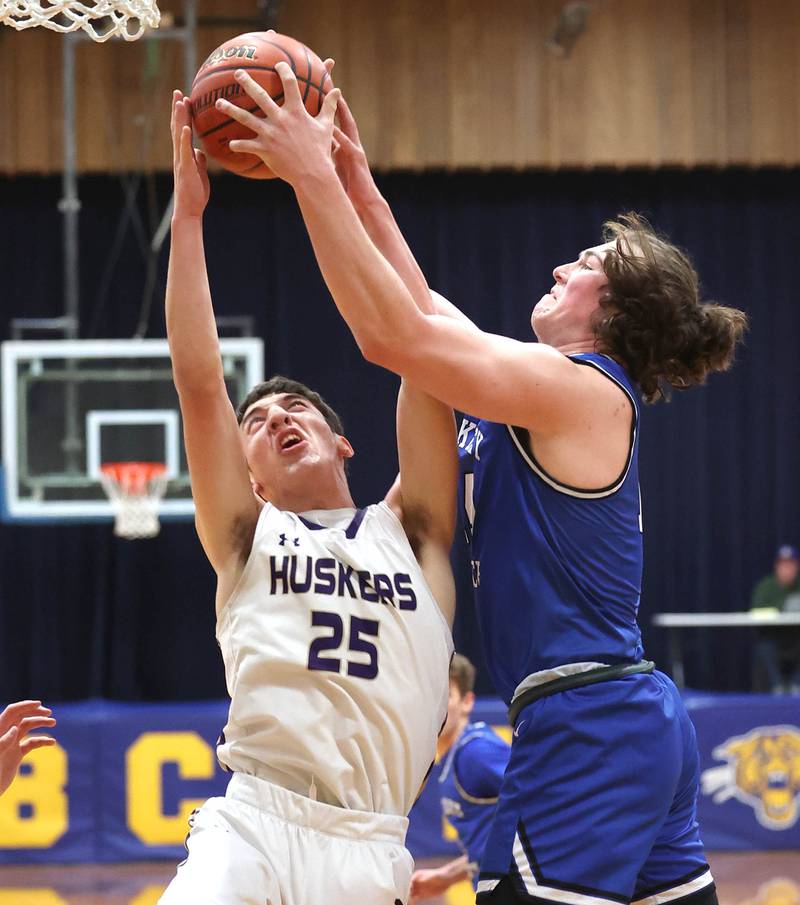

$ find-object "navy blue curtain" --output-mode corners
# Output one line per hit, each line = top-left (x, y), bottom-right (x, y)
(1, 169), (798, 699)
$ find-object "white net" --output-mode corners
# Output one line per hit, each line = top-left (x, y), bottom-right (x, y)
(0, 0), (160, 41)
(100, 462), (168, 539)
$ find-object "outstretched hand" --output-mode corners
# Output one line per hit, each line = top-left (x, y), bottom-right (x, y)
(0, 700), (56, 797)
(170, 90), (210, 219)
(217, 62), (341, 186)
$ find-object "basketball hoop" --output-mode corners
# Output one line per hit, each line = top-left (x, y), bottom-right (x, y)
(0, 0), (160, 41)
(100, 462), (168, 539)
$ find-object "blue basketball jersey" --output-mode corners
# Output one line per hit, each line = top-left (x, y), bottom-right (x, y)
(439, 722), (510, 888)
(457, 352), (645, 704)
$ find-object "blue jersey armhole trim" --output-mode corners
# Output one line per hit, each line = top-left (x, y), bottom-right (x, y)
(506, 357), (638, 499)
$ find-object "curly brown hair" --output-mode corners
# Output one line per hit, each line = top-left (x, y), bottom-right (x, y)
(593, 213), (748, 403)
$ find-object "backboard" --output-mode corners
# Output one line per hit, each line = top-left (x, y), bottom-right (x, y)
(1, 338), (264, 522)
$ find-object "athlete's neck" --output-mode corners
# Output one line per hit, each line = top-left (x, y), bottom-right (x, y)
(555, 338), (597, 356)
(264, 470), (355, 513)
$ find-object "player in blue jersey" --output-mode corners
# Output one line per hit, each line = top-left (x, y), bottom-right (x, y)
(410, 654), (510, 903)
(221, 65), (748, 905)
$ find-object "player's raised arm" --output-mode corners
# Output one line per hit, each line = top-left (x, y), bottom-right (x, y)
(167, 91), (261, 577)
(328, 96), (458, 624)
(383, 381), (457, 628)
(331, 95), (481, 332)
(215, 66), (595, 438)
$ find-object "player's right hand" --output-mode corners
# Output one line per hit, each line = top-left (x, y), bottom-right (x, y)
(0, 700), (56, 797)
(331, 94), (379, 211)
(409, 867), (453, 902)
(170, 90), (210, 219)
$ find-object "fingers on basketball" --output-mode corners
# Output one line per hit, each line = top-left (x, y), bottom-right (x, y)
(320, 88), (341, 125)
(235, 69), (280, 114)
(190, 31), (333, 179)
(273, 61), (303, 108)
(180, 124), (193, 157)
(216, 98), (265, 134)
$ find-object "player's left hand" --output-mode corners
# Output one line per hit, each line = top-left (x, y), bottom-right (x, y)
(217, 63), (341, 186)
(170, 90), (210, 219)
(331, 94), (380, 210)
(0, 700), (56, 797)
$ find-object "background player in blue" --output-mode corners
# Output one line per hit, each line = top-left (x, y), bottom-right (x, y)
(220, 63), (748, 905)
(410, 654), (510, 903)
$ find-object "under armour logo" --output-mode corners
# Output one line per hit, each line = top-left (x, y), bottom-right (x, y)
(279, 533), (300, 547)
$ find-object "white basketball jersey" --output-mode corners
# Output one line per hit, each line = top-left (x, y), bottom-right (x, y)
(216, 501), (453, 817)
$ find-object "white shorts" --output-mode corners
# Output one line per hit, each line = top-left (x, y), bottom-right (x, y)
(158, 773), (413, 905)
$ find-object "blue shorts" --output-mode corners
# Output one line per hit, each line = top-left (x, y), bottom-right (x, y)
(477, 670), (714, 905)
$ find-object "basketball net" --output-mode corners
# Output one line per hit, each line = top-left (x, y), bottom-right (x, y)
(0, 0), (160, 41)
(100, 462), (168, 539)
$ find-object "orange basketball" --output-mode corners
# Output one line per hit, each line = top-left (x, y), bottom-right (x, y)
(190, 31), (333, 179)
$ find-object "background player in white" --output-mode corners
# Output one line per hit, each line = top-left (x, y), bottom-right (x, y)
(161, 90), (456, 905)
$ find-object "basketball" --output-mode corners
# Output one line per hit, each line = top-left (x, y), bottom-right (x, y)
(190, 31), (333, 179)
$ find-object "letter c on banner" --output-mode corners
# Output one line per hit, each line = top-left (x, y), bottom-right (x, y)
(0, 744), (68, 848)
(126, 732), (214, 845)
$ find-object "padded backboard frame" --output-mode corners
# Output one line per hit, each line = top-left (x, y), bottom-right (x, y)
(1, 338), (264, 521)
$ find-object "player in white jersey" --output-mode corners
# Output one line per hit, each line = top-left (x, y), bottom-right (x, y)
(161, 91), (456, 904)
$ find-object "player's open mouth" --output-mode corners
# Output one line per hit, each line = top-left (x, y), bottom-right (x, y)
(279, 432), (304, 452)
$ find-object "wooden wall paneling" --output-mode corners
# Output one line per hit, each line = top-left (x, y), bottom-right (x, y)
(335, 0), (387, 168)
(545, 0), (617, 168)
(374, 0), (420, 168)
(461, 0), (515, 169)
(447, 0), (489, 168)
(510, 0), (553, 169)
(652, 0), (696, 166)
(76, 41), (116, 171)
(1, 0), (799, 173)
(0, 32), (13, 171)
(5, 30), (59, 173)
(485, 0), (539, 170)
(688, 0), (728, 166)
(746, 0), (800, 165)
(406, 0), (453, 169)
(723, 0), (753, 164)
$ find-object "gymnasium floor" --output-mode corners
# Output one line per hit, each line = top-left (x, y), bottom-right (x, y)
(1, 852), (797, 905)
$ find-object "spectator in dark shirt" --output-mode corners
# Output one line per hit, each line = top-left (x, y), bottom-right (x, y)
(750, 545), (800, 693)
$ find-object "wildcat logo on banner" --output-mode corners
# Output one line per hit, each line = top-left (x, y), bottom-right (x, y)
(701, 725), (800, 829)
